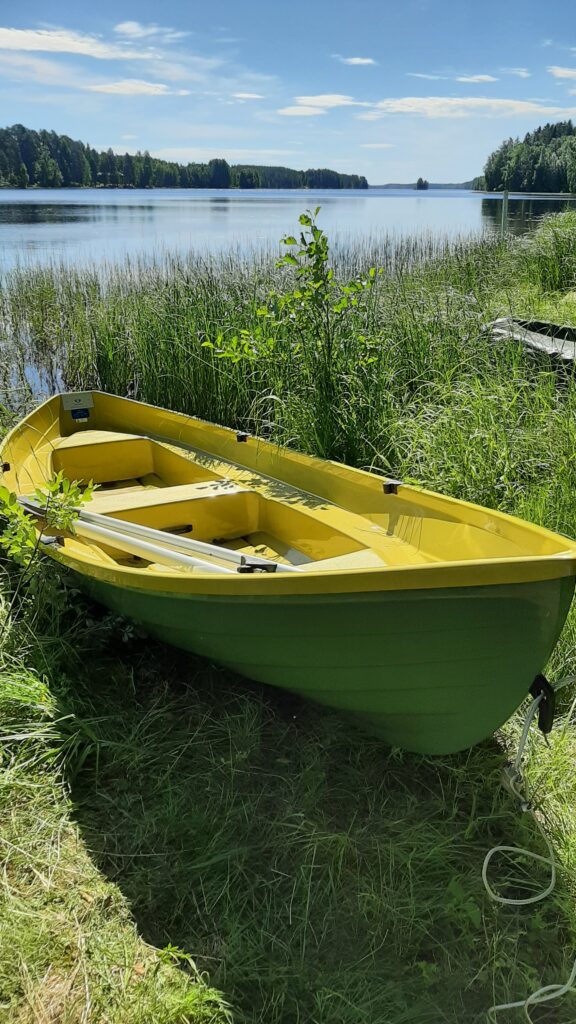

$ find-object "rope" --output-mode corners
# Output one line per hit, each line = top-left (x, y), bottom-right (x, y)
(482, 694), (555, 908)
(488, 960), (576, 1022)
(484, 676), (576, 1021)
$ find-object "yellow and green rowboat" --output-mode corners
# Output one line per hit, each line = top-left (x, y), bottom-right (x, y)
(3, 390), (576, 754)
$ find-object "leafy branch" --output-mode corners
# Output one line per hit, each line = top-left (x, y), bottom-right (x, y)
(0, 471), (96, 568)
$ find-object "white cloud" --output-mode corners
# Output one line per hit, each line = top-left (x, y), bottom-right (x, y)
(0, 51), (78, 86)
(86, 79), (190, 96)
(338, 56), (376, 65)
(501, 67), (531, 78)
(455, 74), (498, 83)
(0, 26), (150, 59)
(295, 93), (359, 108)
(142, 55), (225, 83)
(358, 95), (576, 119)
(409, 72), (498, 83)
(114, 21), (189, 42)
(0, 22), (276, 110)
(0, 52), (192, 98)
(277, 105), (327, 116)
(548, 65), (576, 79)
(360, 143), (394, 148)
(407, 72), (450, 80)
(277, 94), (365, 116)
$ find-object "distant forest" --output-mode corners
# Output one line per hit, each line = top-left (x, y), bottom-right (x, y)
(0, 124), (368, 190)
(482, 120), (576, 193)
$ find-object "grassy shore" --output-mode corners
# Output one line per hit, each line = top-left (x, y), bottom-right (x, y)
(2, 212), (576, 1021)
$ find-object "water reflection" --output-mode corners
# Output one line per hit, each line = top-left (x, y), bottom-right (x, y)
(209, 198), (231, 213)
(0, 334), (64, 413)
(480, 196), (575, 235)
(0, 202), (159, 224)
(1, 188), (576, 272)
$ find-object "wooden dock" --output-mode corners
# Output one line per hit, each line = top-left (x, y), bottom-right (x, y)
(491, 317), (576, 363)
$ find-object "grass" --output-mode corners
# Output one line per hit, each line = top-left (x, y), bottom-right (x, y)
(53, 649), (576, 1023)
(3, 211), (576, 1020)
(0, 578), (229, 1024)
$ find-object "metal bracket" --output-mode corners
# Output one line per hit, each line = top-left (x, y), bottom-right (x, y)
(529, 673), (556, 735)
(39, 535), (64, 547)
(383, 479), (402, 495)
(237, 556), (277, 574)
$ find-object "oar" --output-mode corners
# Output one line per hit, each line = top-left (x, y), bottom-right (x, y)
(18, 497), (300, 574)
(76, 506), (298, 572)
(18, 498), (234, 574)
(69, 518), (236, 574)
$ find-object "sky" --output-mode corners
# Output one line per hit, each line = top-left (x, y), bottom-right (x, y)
(2, 1), (576, 183)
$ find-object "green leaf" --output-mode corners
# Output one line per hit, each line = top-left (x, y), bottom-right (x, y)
(465, 901), (481, 928)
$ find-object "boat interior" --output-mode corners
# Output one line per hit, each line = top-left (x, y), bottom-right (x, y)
(46, 430), (395, 572)
(6, 391), (572, 577)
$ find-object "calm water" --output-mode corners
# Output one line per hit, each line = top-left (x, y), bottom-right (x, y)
(0, 187), (574, 271)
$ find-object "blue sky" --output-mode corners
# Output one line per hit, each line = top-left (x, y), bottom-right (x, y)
(2, 1), (576, 182)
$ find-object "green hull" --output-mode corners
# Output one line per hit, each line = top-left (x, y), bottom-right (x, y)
(80, 574), (574, 754)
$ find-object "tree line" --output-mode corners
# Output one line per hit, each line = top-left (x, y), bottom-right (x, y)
(481, 120), (576, 193)
(0, 125), (368, 190)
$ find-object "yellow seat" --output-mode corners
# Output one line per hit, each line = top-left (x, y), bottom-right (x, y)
(51, 431), (217, 489)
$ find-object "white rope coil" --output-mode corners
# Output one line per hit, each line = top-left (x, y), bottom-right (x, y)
(484, 676), (576, 1021)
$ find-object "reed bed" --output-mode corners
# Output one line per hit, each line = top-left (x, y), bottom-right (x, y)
(2, 212), (576, 1022)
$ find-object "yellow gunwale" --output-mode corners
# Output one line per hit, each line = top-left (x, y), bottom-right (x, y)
(47, 545), (576, 596)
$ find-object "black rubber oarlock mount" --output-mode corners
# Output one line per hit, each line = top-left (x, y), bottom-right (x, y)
(529, 674), (556, 735)
(383, 479), (402, 495)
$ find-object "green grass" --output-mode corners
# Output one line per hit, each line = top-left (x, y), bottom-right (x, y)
(3, 212), (576, 1021)
(56, 647), (576, 1023)
(0, 611), (229, 1023)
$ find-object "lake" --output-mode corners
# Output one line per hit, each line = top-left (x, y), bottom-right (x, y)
(0, 187), (574, 272)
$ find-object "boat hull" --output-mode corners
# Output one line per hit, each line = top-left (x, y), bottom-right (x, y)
(80, 572), (574, 754)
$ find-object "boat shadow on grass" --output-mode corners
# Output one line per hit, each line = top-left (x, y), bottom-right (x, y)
(54, 628), (575, 1024)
